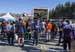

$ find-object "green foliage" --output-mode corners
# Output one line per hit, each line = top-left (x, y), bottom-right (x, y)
(49, 2), (75, 19)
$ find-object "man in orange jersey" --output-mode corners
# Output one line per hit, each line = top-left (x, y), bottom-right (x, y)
(46, 20), (52, 42)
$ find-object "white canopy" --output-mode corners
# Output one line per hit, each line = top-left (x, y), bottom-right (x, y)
(2, 13), (16, 21)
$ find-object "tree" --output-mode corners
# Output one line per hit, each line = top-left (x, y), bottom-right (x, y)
(49, 9), (56, 19)
(49, 2), (75, 19)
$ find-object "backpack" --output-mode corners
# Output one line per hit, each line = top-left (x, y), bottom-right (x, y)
(20, 27), (25, 33)
(64, 28), (72, 39)
(18, 21), (25, 33)
(10, 25), (15, 33)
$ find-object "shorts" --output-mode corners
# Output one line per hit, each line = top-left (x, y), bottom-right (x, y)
(18, 32), (24, 38)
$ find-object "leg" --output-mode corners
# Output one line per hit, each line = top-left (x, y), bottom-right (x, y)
(36, 35), (39, 45)
(49, 32), (51, 40)
(21, 37), (24, 46)
(40, 30), (42, 36)
(63, 39), (67, 50)
(11, 33), (14, 45)
(29, 33), (31, 40)
(11, 38), (14, 45)
(33, 39), (35, 45)
(7, 32), (10, 45)
(2, 32), (5, 40)
(48, 32), (49, 41)
(35, 32), (39, 45)
(33, 37), (37, 45)
(53, 31), (56, 39)
(58, 31), (62, 45)
(18, 37), (21, 45)
(55, 31), (57, 38)
(18, 33), (24, 45)
(33, 32), (36, 45)
(51, 31), (54, 39)
(68, 39), (71, 50)
(44, 29), (46, 37)
(46, 31), (48, 41)
(8, 36), (10, 45)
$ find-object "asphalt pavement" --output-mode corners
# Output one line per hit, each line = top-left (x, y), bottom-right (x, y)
(0, 35), (72, 52)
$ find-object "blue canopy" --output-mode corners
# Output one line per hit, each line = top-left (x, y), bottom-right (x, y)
(0, 17), (6, 22)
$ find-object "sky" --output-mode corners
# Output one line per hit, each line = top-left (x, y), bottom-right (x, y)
(0, 0), (74, 14)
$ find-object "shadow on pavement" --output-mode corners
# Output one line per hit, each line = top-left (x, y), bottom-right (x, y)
(24, 40), (33, 45)
(49, 47), (63, 50)
(0, 42), (8, 46)
(20, 46), (41, 52)
(46, 43), (57, 46)
(49, 48), (73, 52)
(24, 40), (45, 46)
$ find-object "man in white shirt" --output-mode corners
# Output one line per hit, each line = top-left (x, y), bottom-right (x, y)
(6, 22), (15, 45)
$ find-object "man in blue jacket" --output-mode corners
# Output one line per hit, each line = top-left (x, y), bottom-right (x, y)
(33, 17), (40, 46)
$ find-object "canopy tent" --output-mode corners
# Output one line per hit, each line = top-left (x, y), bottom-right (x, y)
(2, 13), (16, 22)
(23, 13), (33, 21)
(0, 17), (7, 22)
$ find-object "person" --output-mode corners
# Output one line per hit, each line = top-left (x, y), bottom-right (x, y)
(26, 19), (32, 40)
(6, 22), (15, 45)
(51, 23), (58, 40)
(63, 20), (73, 50)
(33, 17), (40, 46)
(70, 21), (75, 39)
(40, 20), (46, 36)
(57, 23), (63, 46)
(1, 21), (7, 40)
(17, 18), (25, 47)
(45, 20), (52, 42)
